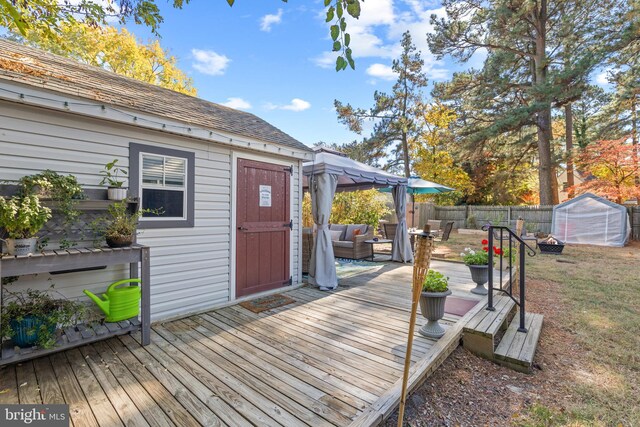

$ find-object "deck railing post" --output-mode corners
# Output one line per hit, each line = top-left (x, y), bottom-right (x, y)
(487, 227), (494, 311)
(518, 241), (527, 332)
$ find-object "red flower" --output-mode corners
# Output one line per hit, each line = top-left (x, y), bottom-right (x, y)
(494, 247), (503, 255)
(482, 246), (489, 252)
(481, 239), (488, 245)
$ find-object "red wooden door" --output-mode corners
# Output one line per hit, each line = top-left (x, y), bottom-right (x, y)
(236, 159), (291, 297)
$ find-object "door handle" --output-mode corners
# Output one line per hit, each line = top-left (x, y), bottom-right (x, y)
(237, 226), (248, 231)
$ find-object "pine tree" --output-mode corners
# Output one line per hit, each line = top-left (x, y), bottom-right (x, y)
(428, 0), (632, 204)
(334, 31), (428, 177)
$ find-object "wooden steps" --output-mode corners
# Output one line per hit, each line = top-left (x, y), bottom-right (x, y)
(462, 295), (543, 373)
(462, 295), (516, 359)
(494, 313), (544, 373)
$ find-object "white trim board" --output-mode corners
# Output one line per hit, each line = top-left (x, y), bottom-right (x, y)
(0, 81), (313, 161)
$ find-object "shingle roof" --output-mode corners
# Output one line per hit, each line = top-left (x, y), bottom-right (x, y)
(0, 39), (312, 153)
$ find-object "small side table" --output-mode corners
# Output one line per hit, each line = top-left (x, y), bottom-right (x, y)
(364, 239), (393, 261)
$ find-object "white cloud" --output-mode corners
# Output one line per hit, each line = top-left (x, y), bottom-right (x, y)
(282, 98), (311, 111)
(260, 9), (283, 32)
(221, 97), (252, 110)
(366, 63), (397, 80)
(191, 49), (230, 76)
(265, 98), (311, 112)
(312, 1), (451, 80)
(596, 71), (611, 86)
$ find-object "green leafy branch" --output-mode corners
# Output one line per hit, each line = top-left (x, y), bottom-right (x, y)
(325, 0), (360, 71)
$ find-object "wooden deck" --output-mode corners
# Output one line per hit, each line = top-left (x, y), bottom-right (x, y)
(0, 260), (492, 427)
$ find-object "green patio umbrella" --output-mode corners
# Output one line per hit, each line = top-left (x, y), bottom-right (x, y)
(381, 176), (455, 227)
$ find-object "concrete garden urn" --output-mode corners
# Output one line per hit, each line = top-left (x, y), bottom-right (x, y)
(418, 289), (452, 338)
(467, 264), (489, 295)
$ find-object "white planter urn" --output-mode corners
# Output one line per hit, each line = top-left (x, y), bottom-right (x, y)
(107, 187), (128, 201)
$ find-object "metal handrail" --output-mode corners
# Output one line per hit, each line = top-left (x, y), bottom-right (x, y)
(482, 225), (536, 332)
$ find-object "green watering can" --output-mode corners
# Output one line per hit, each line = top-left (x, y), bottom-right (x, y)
(84, 279), (141, 323)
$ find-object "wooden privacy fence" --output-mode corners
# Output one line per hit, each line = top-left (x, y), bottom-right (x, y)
(629, 207), (640, 241)
(413, 203), (640, 239)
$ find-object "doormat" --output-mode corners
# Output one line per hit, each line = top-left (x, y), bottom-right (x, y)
(239, 294), (296, 313)
(445, 296), (480, 317)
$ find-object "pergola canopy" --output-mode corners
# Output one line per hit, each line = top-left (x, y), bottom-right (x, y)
(303, 148), (412, 289)
(303, 149), (408, 191)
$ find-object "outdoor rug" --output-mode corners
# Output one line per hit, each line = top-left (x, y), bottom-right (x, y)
(444, 296), (480, 317)
(335, 258), (385, 279)
(239, 294), (296, 313)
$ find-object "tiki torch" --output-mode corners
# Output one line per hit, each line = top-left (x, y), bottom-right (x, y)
(397, 225), (435, 426)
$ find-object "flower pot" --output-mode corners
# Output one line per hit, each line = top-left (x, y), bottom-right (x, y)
(107, 187), (128, 201)
(106, 235), (133, 248)
(418, 289), (452, 338)
(3, 237), (38, 256)
(467, 264), (489, 295)
(9, 315), (55, 348)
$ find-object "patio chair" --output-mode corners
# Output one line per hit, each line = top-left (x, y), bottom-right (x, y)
(435, 221), (454, 242)
(383, 223), (397, 241)
(427, 220), (442, 234)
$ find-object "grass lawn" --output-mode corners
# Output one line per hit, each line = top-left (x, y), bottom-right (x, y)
(430, 232), (640, 426)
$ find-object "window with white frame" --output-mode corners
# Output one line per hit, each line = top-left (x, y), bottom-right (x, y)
(141, 153), (187, 219)
(130, 143), (195, 228)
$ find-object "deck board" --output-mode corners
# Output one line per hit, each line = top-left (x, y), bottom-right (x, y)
(0, 260), (496, 426)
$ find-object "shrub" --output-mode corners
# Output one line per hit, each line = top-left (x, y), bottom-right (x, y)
(422, 270), (449, 292)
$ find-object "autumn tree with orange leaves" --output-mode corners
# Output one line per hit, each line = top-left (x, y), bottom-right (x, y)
(573, 137), (640, 203)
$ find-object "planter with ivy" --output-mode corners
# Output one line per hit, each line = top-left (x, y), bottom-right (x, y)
(100, 159), (128, 201)
(0, 194), (51, 256)
(1, 287), (86, 349)
(418, 270), (452, 338)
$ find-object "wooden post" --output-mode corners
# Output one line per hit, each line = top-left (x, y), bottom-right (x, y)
(397, 225), (434, 427)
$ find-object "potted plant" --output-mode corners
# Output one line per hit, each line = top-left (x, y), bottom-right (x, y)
(460, 239), (501, 295)
(0, 194), (51, 255)
(100, 159), (128, 201)
(1, 287), (86, 349)
(418, 270), (452, 338)
(93, 202), (156, 248)
(18, 170), (84, 248)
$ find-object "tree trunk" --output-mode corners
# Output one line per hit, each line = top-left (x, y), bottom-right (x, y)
(402, 131), (411, 178)
(565, 103), (575, 198)
(533, 0), (555, 205)
(632, 94), (639, 184)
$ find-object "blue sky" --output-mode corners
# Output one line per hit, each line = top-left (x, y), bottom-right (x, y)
(126, 0), (611, 149)
(122, 0), (466, 147)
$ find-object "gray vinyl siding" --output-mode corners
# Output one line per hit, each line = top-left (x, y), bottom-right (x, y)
(0, 100), (302, 321)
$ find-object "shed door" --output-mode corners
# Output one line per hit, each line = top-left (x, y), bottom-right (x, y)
(236, 158), (291, 298)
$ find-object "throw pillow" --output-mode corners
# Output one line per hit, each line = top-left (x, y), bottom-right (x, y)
(330, 230), (343, 241)
(352, 229), (361, 240)
(329, 224), (348, 241)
